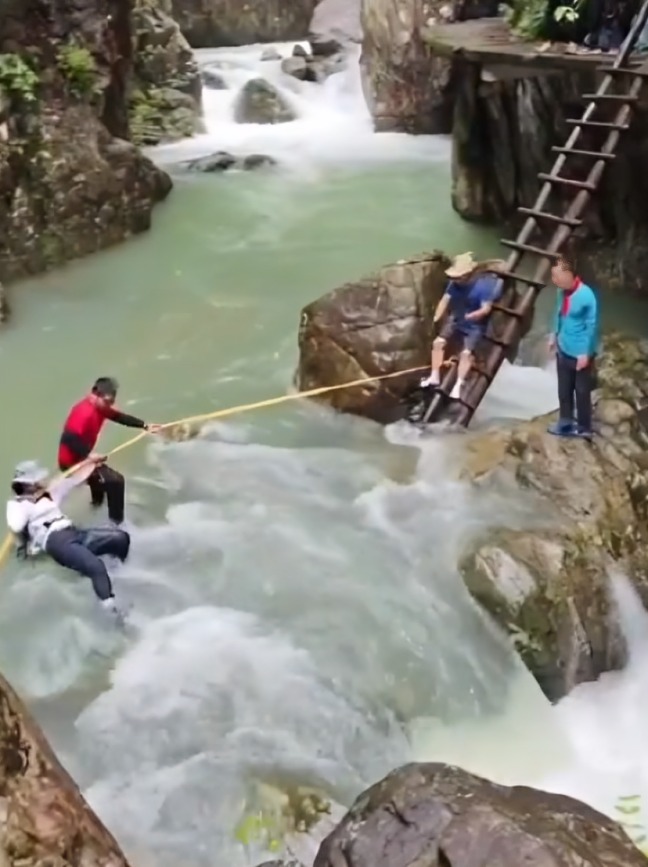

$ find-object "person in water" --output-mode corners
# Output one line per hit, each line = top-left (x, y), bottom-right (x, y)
(6, 458), (129, 624)
(547, 257), (599, 441)
(420, 252), (502, 400)
(58, 377), (161, 526)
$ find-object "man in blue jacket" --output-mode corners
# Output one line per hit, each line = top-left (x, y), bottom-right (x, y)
(547, 257), (599, 440)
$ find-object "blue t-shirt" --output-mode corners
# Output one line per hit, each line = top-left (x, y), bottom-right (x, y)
(447, 273), (501, 333)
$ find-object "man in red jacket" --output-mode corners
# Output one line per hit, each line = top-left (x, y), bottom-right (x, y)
(58, 377), (161, 525)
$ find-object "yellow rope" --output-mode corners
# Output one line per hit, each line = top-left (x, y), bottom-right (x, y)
(0, 365), (426, 571)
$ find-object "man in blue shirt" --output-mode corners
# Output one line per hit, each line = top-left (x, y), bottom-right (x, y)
(420, 251), (502, 400)
(547, 257), (599, 441)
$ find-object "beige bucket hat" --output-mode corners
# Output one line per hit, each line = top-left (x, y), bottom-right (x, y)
(445, 251), (477, 279)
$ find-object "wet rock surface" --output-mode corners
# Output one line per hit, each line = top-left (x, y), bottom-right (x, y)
(281, 41), (348, 83)
(0, 669), (131, 865)
(459, 334), (648, 700)
(129, 0), (204, 145)
(0, 0), (172, 293)
(184, 151), (277, 171)
(313, 763), (648, 867)
(169, 0), (320, 48)
(234, 78), (297, 124)
(360, 0), (456, 133)
(296, 252), (529, 423)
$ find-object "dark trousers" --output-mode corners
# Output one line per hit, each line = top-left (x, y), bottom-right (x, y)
(59, 462), (126, 525)
(45, 526), (130, 601)
(557, 350), (594, 432)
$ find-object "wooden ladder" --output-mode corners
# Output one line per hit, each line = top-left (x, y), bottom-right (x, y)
(422, 0), (648, 428)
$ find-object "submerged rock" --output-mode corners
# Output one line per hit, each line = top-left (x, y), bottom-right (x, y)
(233, 79), (296, 124)
(184, 150), (277, 172)
(315, 763), (648, 867)
(130, 0), (204, 146)
(281, 51), (347, 83)
(201, 67), (227, 89)
(360, 0), (455, 133)
(169, 0), (320, 48)
(459, 333), (648, 700)
(281, 56), (316, 82)
(296, 253), (529, 424)
(0, 669), (132, 864)
(261, 47), (283, 61)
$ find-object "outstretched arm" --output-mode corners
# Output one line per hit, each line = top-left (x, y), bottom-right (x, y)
(104, 405), (146, 429)
(48, 459), (99, 505)
(104, 405), (161, 433)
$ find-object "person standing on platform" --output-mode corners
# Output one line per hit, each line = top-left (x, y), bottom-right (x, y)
(547, 257), (599, 441)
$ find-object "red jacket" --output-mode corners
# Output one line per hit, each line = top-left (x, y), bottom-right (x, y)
(58, 396), (145, 469)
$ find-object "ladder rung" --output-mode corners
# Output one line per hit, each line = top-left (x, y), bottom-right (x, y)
(551, 146), (615, 162)
(565, 118), (630, 130)
(517, 206), (583, 226)
(492, 304), (526, 318)
(599, 65), (648, 78)
(500, 239), (559, 258)
(581, 92), (639, 102)
(537, 173), (597, 191)
(498, 270), (545, 289)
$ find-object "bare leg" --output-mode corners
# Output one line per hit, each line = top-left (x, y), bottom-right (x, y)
(421, 336), (447, 387)
(450, 349), (473, 399)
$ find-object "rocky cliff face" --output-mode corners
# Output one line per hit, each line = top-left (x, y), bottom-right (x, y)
(0, 0), (173, 287)
(449, 62), (648, 292)
(360, 0), (455, 133)
(459, 333), (648, 700)
(169, 0), (321, 48)
(130, 0), (203, 146)
(0, 669), (131, 865)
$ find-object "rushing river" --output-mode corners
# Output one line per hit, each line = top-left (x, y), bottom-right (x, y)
(2, 41), (648, 866)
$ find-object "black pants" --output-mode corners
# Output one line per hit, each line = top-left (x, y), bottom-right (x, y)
(59, 462), (126, 525)
(45, 526), (130, 601)
(557, 350), (594, 432)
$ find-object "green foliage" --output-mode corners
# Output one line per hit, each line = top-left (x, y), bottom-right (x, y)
(0, 53), (39, 103)
(505, 0), (585, 40)
(57, 44), (97, 96)
(234, 812), (282, 853)
(615, 794), (648, 855)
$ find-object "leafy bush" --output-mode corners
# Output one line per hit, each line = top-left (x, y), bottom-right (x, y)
(0, 53), (39, 103)
(57, 44), (97, 96)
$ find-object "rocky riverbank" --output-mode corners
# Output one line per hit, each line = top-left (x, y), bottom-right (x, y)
(4, 660), (646, 867)
(296, 252), (648, 701)
(0, 0), (208, 296)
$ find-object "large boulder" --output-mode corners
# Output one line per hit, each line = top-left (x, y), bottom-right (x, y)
(315, 763), (648, 867)
(129, 0), (203, 146)
(0, 0), (172, 287)
(459, 333), (648, 700)
(0, 670), (131, 865)
(359, 0), (456, 133)
(169, 0), (321, 48)
(234, 79), (296, 124)
(0, 106), (171, 283)
(297, 252), (450, 423)
(296, 252), (530, 424)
